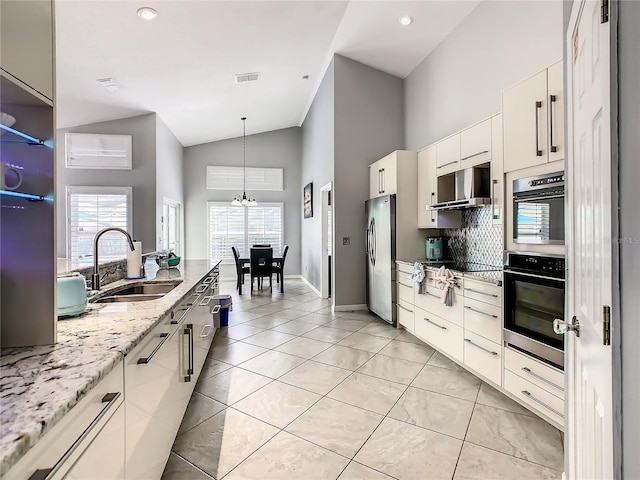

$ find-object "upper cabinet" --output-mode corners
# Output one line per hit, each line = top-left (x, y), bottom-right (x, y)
(0, 0), (54, 104)
(417, 146), (461, 229)
(368, 150), (413, 199)
(435, 134), (460, 176)
(502, 61), (564, 173)
(460, 118), (492, 168)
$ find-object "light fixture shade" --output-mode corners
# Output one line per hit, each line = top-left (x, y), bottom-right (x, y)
(249, 196), (258, 206)
(231, 195), (242, 206)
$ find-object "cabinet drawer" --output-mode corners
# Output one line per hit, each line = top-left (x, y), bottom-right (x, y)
(436, 134), (460, 175)
(414, 308), (463, 362)
(397, 302), (415, 332)
(504, 370), (565, 428)
(397, 262), (413, 275)
(504, 347), (564, 399)
(463, 279), (502, 307)
(460, 119), (492, 168)
(4, 362), (125, 480)
(463, 331), (502, 386)
(397, 270), (412, 285)
(463, 297), (502, 343)
(397, 278), (415, 305)
(415, 285), (463, 327)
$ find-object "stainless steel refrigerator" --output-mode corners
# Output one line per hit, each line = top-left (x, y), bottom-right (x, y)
(365, 195), (396, 325)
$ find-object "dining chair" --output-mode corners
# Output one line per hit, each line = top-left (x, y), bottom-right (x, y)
(250, 247), (273, 294)
(272, 245), (289, 293)
(231, 246), (250, 295)
(252, 244), (271, 248)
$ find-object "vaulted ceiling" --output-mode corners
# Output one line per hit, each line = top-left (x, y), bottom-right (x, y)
(55, 1), (480, 146)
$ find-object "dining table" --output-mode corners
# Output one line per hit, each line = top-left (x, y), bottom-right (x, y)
(239, 254), (284, 294)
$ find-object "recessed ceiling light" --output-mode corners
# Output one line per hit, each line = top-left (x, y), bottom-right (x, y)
(302, 75), (309, 80)
(399, 14), (414, 26)
(137, 7), (158, 20)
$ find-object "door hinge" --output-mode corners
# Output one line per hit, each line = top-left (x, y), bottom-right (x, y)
(601, 0), (609, 23)
(603, 305), (611, 345)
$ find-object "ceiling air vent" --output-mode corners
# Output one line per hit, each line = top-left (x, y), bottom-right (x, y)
(96, 77), (120, 92)
(235, 72), (260, 83)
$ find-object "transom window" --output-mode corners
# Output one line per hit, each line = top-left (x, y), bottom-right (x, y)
(207, 202), (283, 262)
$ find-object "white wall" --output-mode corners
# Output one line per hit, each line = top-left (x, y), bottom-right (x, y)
(55, 113), (158, 256)
(332, 55), (405, 307)
(155, 115), (184, 253)
(301, 59), (335, 292)
(405, 0), (563, 150)
(183, 126), (302, 276)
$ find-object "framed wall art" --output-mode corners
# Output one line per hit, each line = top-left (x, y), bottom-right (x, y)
(303, 182), (313, 218)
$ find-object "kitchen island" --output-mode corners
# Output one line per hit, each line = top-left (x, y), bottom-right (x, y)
(0, 259), (221, 474)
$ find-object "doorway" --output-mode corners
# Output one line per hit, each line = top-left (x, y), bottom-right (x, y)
(162, 198), (182, 255)
(320, 182), (332, 299)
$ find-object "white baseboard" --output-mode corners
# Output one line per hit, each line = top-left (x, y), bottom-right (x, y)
(333, 304), (368, 312)
(300, 275), (322, 297)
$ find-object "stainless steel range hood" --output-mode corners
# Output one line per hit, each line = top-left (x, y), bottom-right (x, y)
(427, 166), (491, 211)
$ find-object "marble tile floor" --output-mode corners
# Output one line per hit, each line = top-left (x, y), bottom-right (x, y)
(163, 279), (564, 480)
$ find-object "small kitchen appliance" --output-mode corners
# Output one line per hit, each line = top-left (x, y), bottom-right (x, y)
(426, 237), (444, 261)
(57, 272), (87, 318)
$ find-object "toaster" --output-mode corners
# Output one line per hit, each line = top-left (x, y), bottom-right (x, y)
(57, 272), (87, 318)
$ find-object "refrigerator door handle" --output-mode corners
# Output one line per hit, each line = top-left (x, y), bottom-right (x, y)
(371, 218), (376, 266)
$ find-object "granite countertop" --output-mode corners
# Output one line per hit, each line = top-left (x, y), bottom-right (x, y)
(396, 259), (503, 286)
(0, 259), (221, 473)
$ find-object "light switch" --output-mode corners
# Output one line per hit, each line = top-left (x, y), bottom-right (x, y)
(342, 237), (350, 245)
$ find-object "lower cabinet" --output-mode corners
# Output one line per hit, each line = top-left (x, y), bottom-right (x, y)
(4, 361), (125, 480)
(414, 307), (463, 362)
(463, 330), (502, 386)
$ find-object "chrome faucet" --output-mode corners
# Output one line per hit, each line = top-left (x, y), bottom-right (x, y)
(92, 227), (136, 290)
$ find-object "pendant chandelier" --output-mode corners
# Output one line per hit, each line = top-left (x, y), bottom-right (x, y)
(231, 117), (257, 207)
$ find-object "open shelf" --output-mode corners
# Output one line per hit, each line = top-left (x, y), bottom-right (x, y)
(0, 189), (45, 201)
(0, 123), (48, 146)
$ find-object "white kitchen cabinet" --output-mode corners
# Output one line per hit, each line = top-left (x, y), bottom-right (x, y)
(414, 307), (464, 362)
(0, 0), (54, 104)
(4, 362), (125, 480)
(417, 146), (461, 229)
(463, 296), (502, 344)
(491, 114), (504, 226)
(415, 283), (464, 328)
(463, 330), (502, 386)
(504, 370), (565, 428)
(435, 133), (460, 176)
(368, 150), (414, 199)
(460, 118), (492, 168)
(503, 61), (564, 172)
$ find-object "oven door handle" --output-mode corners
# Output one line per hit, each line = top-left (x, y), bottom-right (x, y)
(503, 269), (565, 283)
(514, 194), (564, 203)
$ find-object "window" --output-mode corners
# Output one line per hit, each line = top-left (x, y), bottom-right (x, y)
(206, 166), (283, 191)
(208, 202), (283, 262)
(67, 186), (132, 261)
(162, 199), (182, 255)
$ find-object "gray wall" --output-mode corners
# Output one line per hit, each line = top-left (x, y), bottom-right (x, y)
(183, 126), (302, 276)
(618, 1), (640, 477)
(405, 0), (563, 150)
(155, 115), (184, 253)
(332, 55), (405, 307)
(300, 59), (335, 291)
(55, 113), (158, 256)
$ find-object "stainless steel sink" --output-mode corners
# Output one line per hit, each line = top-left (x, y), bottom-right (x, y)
(92, 281), (182, 303)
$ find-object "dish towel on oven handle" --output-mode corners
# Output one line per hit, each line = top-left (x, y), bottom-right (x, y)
(411, 262), (426, 294)
(435, 266), (456, 306)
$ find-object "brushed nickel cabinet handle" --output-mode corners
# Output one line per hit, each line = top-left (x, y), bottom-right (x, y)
(460, 150), (489, 161)
(549, 94), (558, 153)
(521, 367), (564, 392)
(424, 317), (447, 330)
(535, 101), (543, 156)
(137, 333), (170, 364)
(397, 303), (413, 313)
(398, 282), (413, 288)
(465, 288), (498, 298)
(464, 338), (498, 356)
(437, 160), (458, 169)
(464, 305), (498, 318)
(521, 390), (564, 418)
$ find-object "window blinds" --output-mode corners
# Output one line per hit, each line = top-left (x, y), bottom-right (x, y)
(67, 187), (131, 261)
(208, 202), (283, 262)
(206, 166), (284, 191)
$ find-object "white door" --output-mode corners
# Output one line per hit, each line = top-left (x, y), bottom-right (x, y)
(565, 1), (614, 478)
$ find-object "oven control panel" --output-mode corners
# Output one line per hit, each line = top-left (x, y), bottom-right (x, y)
(504, 252), (565, 278)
